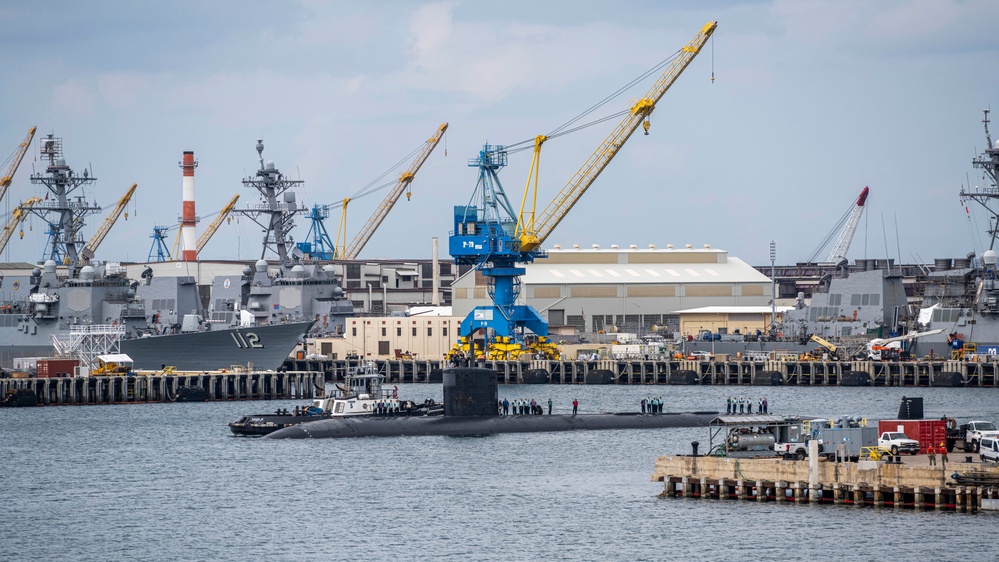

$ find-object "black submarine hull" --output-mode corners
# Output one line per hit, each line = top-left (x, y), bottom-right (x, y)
(264, 411), (720, 439)
(261, 367), (719, 439)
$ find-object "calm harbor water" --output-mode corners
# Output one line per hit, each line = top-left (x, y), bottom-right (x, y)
(2, 384), (997, 561)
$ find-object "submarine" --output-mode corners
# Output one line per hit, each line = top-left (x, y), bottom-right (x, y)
(264, 367), (720, 440)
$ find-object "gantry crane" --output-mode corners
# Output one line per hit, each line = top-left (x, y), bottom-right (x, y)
(297, 123), (448, 261)
(807, 186), (870, 263)
(80, 183), (137, 264)
(148, 225), (175, 261)
(449, 21), (717, 352)
(148, 194), (241, 261)
(0, 197), (42, 255)
(0, 127), (36, 207)
(195, 193), (239, 254)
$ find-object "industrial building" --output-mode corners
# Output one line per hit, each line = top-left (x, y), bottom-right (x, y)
(451, 244), (774, 339)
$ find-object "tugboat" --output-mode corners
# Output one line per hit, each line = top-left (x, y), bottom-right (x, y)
(228, 361), (442, 436)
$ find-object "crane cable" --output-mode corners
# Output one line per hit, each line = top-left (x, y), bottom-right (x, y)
(806, 203), (855, 264)
(333, 142), (428, 205)
(500, 48), (686, 155)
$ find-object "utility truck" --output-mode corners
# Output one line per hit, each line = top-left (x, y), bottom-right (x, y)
(772, 417), (877, 461)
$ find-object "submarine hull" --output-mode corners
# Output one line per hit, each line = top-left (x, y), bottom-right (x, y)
(262, 368), (719, 439)
(264, 411), (720, 439)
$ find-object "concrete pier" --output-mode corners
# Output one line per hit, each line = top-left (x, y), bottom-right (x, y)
(653, 454), (999, 513)
(0, 371), (323, 407)
(284, 357), (998, 386)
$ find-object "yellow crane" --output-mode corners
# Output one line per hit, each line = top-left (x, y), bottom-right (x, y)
(1, 126), (37, 206)
(80, 183), (137, 264)
(451, 21), (716, 355)
(807, 334), (842, 361)
(517, 21), (717, 252)
(0, 197), (43, 255)
(339, 122), (448, 259)
(195, 193), (240, 254)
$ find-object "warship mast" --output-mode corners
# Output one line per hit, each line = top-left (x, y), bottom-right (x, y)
(237, 139), (305, 271)
(27, 134), (102, 273)
(961, 109), (999, 250)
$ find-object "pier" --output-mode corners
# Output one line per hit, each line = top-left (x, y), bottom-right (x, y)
(0, 371), (323, 406)
(653, 453), (999, 513)
(284, 357), (999, 386)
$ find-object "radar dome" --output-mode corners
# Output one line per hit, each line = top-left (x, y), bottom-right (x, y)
(984, 249), (998, 266)
(242, 266), (253, 276)
(291, 265), (305, 278)
(265, 161), (276, 171)
(80, 266), (96, 280)
(322, 265), (336, 274)
(32, 268), (41, 277)
(255, 259), (268, 272)
(44, 260), (57, 273)
(334, 286), (343, 297)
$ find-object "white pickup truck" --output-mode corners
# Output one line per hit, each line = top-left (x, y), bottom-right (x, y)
(962, 420), (999, 453)
(878, 432), (920, 456)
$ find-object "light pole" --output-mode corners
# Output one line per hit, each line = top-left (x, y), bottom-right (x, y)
(631, 302), (642, 336)
(770, 241), (777, 339)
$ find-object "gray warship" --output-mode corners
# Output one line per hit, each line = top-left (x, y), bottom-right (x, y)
(779, 110), (999, 358)
(912, 108), (999, 356)
(206, 138), (354, 337)
(0, 134), (313, 371)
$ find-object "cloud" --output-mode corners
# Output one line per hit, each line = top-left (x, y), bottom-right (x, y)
(398, 2), (639, 104)
(51, 79), (97, 114)
(97, 73), (152, 108)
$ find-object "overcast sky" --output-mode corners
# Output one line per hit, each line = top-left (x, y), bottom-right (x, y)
(2, 0), (998, 268)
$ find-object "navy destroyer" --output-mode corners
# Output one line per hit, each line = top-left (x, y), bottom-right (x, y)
(207, 139), (353, 338)
(0, 134), (312, 371)
(778, 110), (999, 359)
(912, 108), (999, 356)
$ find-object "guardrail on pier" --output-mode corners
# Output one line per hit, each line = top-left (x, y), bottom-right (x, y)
(0, 371), (323, 407)
(285, 357), (997, 386)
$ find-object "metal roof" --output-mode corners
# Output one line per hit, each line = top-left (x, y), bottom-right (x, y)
(674, 306), (795, 314)
(709, 414), (794, 426)
(522, 255), (770, 285)
(97, 354), (134, 364)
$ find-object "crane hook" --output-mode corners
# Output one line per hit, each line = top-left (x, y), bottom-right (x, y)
(643, 119), (651, 135)
(406, 190), (412, 201)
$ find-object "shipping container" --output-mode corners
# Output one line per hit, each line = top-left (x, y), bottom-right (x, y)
(877, 419), (947, 454)
(36, 358), (80, 378)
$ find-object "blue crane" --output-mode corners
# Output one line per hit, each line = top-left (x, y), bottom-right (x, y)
(447, 22), (717, 359)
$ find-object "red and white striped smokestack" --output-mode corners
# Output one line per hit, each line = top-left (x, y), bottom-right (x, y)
(180, 151), (198, 261)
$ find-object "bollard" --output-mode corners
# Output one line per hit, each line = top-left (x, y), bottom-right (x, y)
(691, 441), (700, 457)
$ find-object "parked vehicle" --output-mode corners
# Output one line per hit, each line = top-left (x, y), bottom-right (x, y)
(980, 438), (999, 463)
(877, 419), (946, 454)
(963, 420), (999, 453)
(773, 417), (877, 461)
(878, 432), (921, 456)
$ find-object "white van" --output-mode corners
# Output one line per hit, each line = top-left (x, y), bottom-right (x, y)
(981, 438), (999, 463)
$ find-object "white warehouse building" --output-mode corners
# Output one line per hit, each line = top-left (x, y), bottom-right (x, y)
(451, 244), (774, 338)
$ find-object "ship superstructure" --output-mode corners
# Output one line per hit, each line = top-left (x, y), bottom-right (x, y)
(210, 139), (353, 336)
(911, 109), (999, 354)
(27, 134), (102, 271)
(0, 135), (311, 370)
